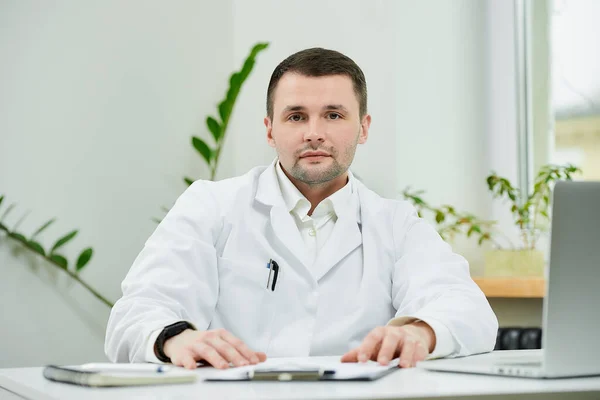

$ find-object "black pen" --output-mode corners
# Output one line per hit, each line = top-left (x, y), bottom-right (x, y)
(266, 259), (274, 289)
(271, 260), (280, 291)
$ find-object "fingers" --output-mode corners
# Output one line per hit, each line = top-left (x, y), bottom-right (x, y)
(377, 330), (402, 365)
(399, 336), (430, 368)
(206, 335), (250, 367)
(355, 327), (385, 363)
(412, 342), (429, 367)
(340, 348), (359, 363)
(255, 352), (267, 363)
(191, 342), (229, 369)
(178, 352), (198, 370)
(220, 330), (260, 364)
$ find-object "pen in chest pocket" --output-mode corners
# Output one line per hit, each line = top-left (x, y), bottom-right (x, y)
(266, 259), (280, 291)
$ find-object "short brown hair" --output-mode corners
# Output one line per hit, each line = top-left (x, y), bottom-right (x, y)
(266, 48), (368, 119)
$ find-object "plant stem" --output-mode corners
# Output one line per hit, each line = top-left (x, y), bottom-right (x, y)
(491, 229), (517, 250)
(529, 190), (546, 250)
(0, 225), (114, 308)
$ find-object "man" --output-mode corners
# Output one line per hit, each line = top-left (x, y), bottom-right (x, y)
(105, 48), (498, 370)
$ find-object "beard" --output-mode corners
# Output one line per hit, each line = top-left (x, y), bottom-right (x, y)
(288, 143), (356, 186)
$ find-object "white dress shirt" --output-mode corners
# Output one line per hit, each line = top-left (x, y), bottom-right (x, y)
(275, 161), (353, 267)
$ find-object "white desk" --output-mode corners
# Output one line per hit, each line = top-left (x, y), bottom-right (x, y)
(1, 353), (599, 400)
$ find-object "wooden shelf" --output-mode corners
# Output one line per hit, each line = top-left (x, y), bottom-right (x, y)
(472, 277), (546, 298)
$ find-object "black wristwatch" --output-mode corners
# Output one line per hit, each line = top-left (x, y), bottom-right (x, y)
(154, 321), (196, 363)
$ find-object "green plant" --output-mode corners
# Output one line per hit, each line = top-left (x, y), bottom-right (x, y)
(486, 163), (581, 249)
(402, 188), (500, 247)
(402, 163), (582, 252)
(184, 42), (269, 184)
(0, 194), (114, 308)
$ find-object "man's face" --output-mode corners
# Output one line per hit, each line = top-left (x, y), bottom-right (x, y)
(265, 73), (370, 186)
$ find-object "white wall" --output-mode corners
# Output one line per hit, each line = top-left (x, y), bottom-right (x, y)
(393, 1), (490, 273)
(0, 0), (233, 367)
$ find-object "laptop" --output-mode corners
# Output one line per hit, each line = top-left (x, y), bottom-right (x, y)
(417, 181), (600, 378)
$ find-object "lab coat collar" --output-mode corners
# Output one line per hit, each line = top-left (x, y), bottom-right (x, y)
(256, 158), (361, 224)
(274, 160), (355, 224)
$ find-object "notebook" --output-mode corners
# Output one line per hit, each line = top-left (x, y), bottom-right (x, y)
(42, 364), (197, 387)
(204, 358), (400, 382)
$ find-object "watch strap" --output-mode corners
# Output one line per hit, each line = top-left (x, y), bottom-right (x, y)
(154, 321), (196, 363)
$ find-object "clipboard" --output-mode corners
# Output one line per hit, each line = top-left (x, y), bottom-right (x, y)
(204, 361), (399, 382)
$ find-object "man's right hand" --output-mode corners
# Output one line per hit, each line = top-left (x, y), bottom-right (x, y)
(163, 328), (267, 369)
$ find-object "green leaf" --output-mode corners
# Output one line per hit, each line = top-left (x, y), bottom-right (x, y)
(50, 230), (78, 254)
(412, 196), (425, 205)
(31, 218), (56, 239)
(218, 99), (231, 124)
(192, 136), (213, 165)
(0, 203), (16, 222)
(76, 248), (93, 271)
(467, 226), (475, 237)
(228, 72), (242, 95)
(28, 241), (45, 256)
(238, 59), (255, 81)
(206, 116), (222, 143)
(0, 195), (4, 208)
(435, 211), (445, 224)
(184, 177), (195, 186)
(9, 232), (27, 243)
(49, 254), (68, 269)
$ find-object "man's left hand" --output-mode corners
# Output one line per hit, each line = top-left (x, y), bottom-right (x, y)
(340, 321), (436, 368)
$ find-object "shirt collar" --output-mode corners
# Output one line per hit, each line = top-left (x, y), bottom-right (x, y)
(275, 161), (354, 220)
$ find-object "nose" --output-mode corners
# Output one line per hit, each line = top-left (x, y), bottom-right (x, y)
(303, 119), (325, 143)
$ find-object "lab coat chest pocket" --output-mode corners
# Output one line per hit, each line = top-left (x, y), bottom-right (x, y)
(215, 257), (277, 349)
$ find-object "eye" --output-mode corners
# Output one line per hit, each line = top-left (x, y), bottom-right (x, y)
(287, 114), (305, 122)
(327, 112), (342, 120)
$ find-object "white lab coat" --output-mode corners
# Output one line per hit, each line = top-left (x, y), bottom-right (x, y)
(105, 162), (498, 363)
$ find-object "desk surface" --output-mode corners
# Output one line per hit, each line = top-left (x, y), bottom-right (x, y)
(1, 352), (599, 400)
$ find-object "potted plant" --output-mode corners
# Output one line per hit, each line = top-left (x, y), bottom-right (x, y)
(483, 164), (581, 277)
(402, 163), (581, 277)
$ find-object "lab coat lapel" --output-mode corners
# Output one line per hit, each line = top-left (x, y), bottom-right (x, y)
(269, 206), (308, 266)
(255, 161), (308, 268)
(312, 215), (361, 282)
(312, 176), (363, 282)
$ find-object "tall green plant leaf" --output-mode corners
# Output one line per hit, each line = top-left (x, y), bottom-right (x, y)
(50, 230), (78, 254)
(31, 218), (56, 239)
(28, 241), (45, 256)
(8, 232), (27, 243)
(50, 254), (68, 269)
(76, 248), (93, 271)
(206, 117), (222, 143)
(184, 177), (195, 186)
(192, 137), (213, 165)
(0, 195), (4, 208)
(218, 100), (230, 124)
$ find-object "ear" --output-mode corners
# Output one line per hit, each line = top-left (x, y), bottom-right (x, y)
(358, 114), (371, 144)
(265, 116), (276, 148)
